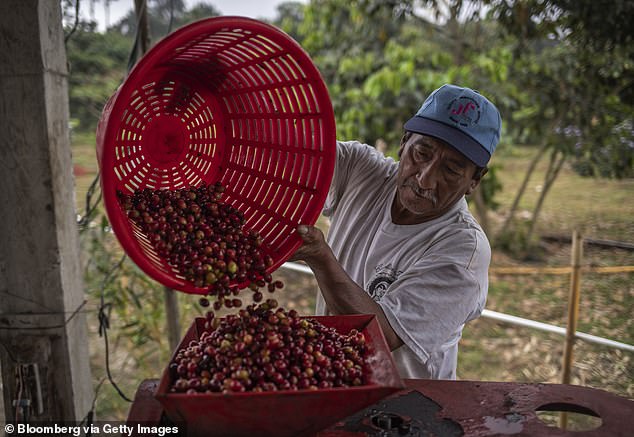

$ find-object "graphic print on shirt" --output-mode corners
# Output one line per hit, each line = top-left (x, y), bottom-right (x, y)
(367, 263), (403, 301)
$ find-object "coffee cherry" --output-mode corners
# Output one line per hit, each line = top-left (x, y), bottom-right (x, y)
(169, 303), (369, 393)
(118, 182), (287, 317)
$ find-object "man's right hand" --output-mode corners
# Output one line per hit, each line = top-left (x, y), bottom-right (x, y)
(289, 225), (330, 265)
(288, 227), (405, 351)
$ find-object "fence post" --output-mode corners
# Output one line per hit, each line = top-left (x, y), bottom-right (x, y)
(560, 229), (583, 428)
(164, 287), (181, 353)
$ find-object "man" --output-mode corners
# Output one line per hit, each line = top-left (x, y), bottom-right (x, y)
(291, 84), (502, 379)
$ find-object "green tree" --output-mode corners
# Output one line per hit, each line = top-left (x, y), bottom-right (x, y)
(274, 1), (305, 41)
(277, 0), (449, 145)
(492, 0), (634, 251)
(275, 0), (510, 233)
(65, 23), (131, 131)
(110, 0), (220, 41)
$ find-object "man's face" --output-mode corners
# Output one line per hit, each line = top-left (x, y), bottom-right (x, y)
(392, 132), (483, 224)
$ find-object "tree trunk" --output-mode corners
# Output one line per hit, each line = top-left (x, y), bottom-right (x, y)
(130, 0), (182, 354)
(498, 141), (549, 239)
(526, 149), (566, 243)
(164, 287), (181, 353)
(134, 0), (150, 55)
(472, 185), (490, 236)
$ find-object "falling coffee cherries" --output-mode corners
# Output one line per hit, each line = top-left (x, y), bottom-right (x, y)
(117, 183), (372, 394)
(169, 301), (369, 393)
(117, 182), (282, 308)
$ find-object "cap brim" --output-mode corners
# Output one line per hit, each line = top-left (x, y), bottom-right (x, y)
(403, 116), (490, 167)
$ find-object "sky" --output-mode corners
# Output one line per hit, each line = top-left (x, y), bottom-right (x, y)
(86, 0), (306, 31)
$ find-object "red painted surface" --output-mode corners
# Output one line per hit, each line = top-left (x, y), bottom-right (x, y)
(128, 378), (634, 436)
(153, 315), (403, 437)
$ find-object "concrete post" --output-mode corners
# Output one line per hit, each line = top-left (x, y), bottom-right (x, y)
(0, 0), (93, 422)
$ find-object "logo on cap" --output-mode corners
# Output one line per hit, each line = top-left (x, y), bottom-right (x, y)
(447, 97), (480, 128)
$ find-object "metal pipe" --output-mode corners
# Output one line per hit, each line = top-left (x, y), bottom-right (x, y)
(281, 261), (313, 275)
(280, 261), (634, 353)
(480, 309), (634, 352)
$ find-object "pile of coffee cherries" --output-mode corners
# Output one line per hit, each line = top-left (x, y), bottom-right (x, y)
(118, 182), (371, 393)
(169, 301), (368, 393)
(117, 182), (283, 308)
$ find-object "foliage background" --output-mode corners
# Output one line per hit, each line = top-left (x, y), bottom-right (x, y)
(63, 0), (633, 422)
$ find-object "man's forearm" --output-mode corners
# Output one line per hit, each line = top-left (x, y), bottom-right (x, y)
(307, 249), (373, 314)
(305, 251), (404, 351)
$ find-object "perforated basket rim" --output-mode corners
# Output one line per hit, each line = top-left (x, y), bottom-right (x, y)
(97, 16), (336, 294)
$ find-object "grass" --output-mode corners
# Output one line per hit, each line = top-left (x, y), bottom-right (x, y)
(72, 130), (102, 221)
(458, 145), (634, 399)
(71, 134), (633, 420)
(491, 145), (634, 242)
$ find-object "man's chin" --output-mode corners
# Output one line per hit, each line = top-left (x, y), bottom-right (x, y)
(401, 197), (436, 215)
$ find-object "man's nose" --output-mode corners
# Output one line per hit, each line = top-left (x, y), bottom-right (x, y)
(415, 160), (441, 188)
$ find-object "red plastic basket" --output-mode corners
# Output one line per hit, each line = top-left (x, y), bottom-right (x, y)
(96, 17), (336, 294)
(155, 315), (404, 437)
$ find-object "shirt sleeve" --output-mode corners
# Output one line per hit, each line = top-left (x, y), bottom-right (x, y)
(376, 229), (489, 369)
(323, 141), (395, 217)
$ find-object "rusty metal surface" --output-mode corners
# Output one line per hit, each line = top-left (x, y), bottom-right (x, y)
(386, 379), (633, 437)
(127, 379), (634, 436)
(326, 390), (463, 436)
(126, 380), (163, 427)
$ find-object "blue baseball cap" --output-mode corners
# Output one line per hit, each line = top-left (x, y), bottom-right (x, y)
(404, 84), (502, 167)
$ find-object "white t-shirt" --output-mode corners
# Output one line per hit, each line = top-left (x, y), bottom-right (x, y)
(315, 141), (490, 380)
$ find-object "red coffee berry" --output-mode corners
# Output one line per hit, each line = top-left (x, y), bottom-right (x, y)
(118, 182), (288, 320)
(169, 302), (368, 394)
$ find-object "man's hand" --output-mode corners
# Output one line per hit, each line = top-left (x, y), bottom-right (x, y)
(289, 224), (404, 351)
(289, 225), (330, 264)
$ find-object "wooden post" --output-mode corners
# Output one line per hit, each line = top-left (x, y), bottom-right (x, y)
(134, 0), (151, 56)
(560, 229), (583, 428)
(164, 287), (181, 353)
(0, 0), (92, 421)
(131, 0), (182, 353)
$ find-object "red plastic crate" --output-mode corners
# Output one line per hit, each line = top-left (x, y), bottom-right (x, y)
(96, 17), (336, 294)
(155, 314), (404, 437)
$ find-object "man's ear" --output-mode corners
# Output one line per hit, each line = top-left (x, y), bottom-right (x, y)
(465, 179), (480, 196)
(465, 167), (488, 196)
